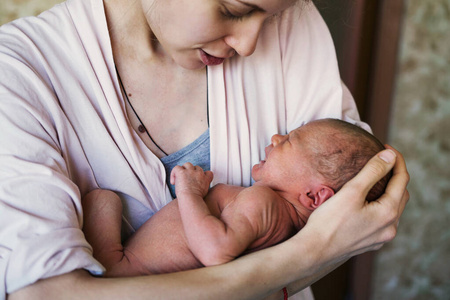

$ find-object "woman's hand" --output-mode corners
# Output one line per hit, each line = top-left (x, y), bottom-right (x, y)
(8, 149), (409, 300)
(302, 146), (409, 261)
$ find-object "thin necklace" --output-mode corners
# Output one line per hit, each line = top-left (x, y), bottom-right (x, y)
(116, 70), (169, 156)
(116, 67), (210, 156)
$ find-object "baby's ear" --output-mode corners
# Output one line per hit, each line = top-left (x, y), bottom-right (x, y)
(312, 186), (334, 208)
(299, 185), (335, 210)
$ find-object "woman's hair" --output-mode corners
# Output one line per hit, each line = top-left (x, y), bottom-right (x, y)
(309, 119), (391, 202)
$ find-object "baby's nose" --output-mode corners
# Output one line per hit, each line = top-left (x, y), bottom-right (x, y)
(271, 134), (286, 146)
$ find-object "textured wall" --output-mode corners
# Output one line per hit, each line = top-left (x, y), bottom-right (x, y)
(0, 0), (61, 25)
(1, 0), (449, 299)
(372, 0), (450, 299)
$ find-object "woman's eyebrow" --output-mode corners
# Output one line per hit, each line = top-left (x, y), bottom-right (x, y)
(236, 0), (266, 12)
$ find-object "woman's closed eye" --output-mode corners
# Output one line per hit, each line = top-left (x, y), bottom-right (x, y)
(221, 6), (254, 21)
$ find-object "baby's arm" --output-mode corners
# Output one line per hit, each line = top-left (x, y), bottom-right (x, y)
(82, 189), (142, 276)
(170, 163), (266, 266)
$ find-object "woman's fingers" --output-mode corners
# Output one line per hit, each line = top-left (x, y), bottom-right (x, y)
(370, 146), (410, 243)
(306, 147), (409, 257)
(382, 145), (410, 215)
(362, 146), (409, 245)
(342, 149), (397, 202)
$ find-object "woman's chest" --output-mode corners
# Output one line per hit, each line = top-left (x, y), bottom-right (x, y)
(120, 63), (208, 156)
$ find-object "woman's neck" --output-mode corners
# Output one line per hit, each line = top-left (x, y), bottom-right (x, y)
(104, 0), (160, 62)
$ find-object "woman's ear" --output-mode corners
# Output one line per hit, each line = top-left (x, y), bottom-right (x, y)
(299, 185), (335, 210)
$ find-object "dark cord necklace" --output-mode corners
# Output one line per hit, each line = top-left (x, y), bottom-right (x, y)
(116, 67), (209, 157)
(116, 71), (169, 156)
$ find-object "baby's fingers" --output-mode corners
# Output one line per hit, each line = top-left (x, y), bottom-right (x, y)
(170, 165), (185, 185)
(170, 167), (177, 185)
(204, 170), (214, 185)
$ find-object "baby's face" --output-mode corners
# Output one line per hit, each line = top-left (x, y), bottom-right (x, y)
(251, 124), (319, 192)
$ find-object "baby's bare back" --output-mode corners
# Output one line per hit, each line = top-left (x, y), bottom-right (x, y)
(121, 198), (201, 274)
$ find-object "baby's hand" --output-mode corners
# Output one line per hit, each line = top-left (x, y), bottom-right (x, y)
(170, 163), (214, 198)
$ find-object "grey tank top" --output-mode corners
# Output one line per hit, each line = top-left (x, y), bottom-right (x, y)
(160, 128), (210, 198)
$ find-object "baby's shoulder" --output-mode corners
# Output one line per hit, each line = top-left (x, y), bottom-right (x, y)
(207, 183), (245, 208)
(236, 185), (280, 205)
(209, 183), (244, 197)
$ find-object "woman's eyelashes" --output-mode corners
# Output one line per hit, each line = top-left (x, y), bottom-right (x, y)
(221, 6), (253, 21)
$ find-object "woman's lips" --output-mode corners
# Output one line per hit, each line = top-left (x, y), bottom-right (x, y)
(200, 50), (225, 66)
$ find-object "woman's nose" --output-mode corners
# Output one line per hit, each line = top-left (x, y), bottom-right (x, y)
(224, 17), (265, 57)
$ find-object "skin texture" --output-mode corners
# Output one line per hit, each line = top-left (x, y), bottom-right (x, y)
(108, 0), (295, 156)
(82, 123), (325, 277)
(82, 120), (391, 280)
(6, 0), (410, 298)
(83, 182), (302, 275)
(9, 147), (409, 300)
(143, 0), (297, 70)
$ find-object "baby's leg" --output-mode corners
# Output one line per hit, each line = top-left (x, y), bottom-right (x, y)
(82, 189), (130, 275)
(83, 189), (155, 277)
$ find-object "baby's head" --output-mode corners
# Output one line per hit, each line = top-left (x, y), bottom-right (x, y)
(252, 118), (391, 212)
(303, 118), (391, 202)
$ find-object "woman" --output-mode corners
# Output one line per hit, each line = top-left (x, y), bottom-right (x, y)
(0, 0), (409, 299)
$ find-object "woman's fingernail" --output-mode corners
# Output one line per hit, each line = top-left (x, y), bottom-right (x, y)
(379, 149), (396, 163)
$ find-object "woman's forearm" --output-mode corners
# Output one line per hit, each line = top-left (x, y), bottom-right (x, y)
(9, 220), (344, 300)
(8, 230), (326, 300)
(9, 148), (408, 300)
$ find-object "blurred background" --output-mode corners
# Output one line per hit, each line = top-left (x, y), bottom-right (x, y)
(1, 0), (449, 299)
